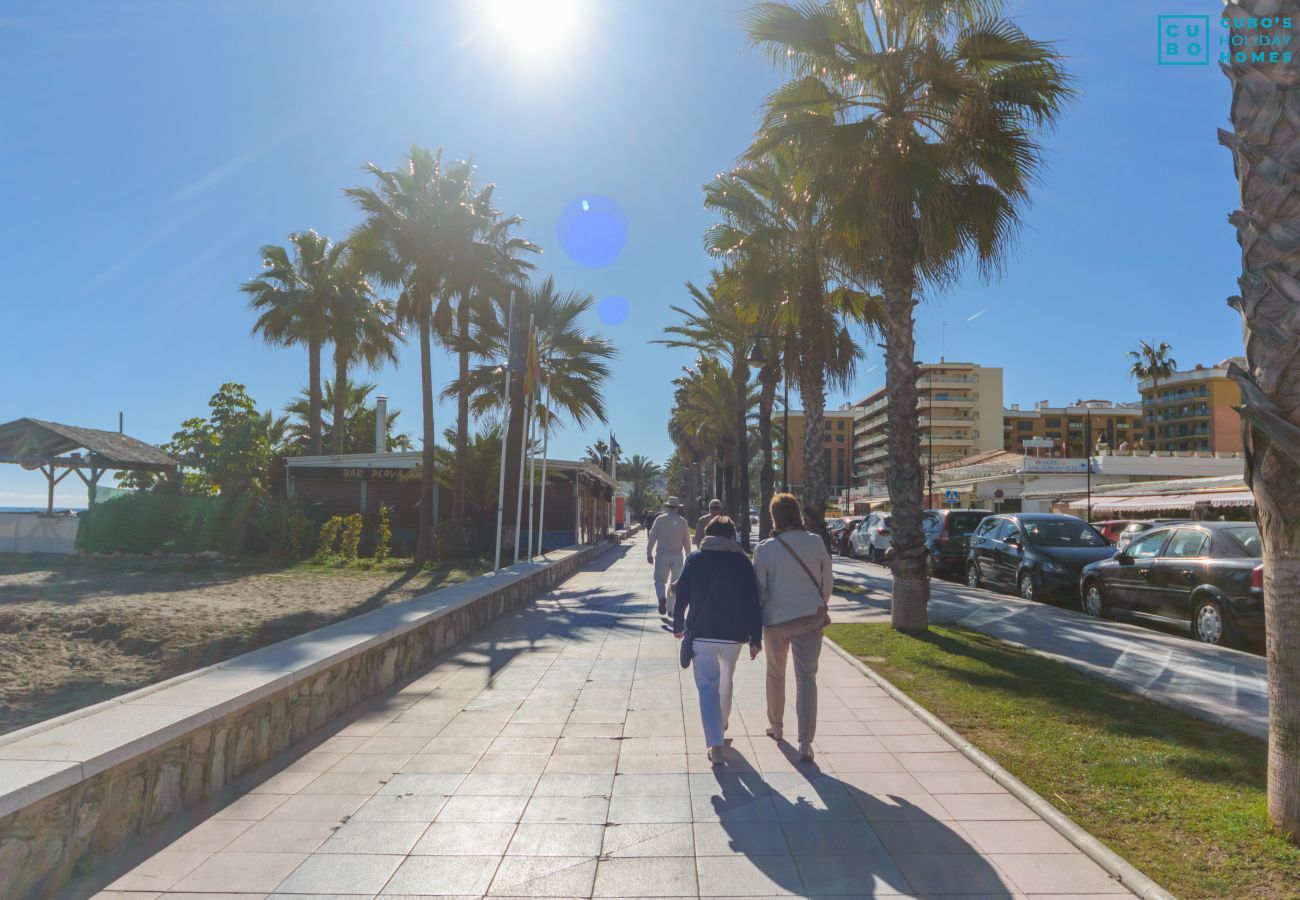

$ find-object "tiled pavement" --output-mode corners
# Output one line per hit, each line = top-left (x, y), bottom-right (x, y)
(68, 538), (1134, 899)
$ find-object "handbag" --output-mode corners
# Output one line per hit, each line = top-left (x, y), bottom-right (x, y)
(774, 532), (832, 627)
(679, 570), (723, 669)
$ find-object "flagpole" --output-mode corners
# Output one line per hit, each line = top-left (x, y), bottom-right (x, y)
(493, 290), (515, 571)
(513, 314), (534, 564)
(526, 398), (538, 562)
(537, 388), (550, 558)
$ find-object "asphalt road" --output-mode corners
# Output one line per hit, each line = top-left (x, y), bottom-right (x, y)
(830, 555), (1269, 740)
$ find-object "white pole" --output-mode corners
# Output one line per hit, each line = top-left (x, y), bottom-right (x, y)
(493, 291), (515, 571)
(526, 399), (538, 562)
(513, 315), (534, 564)
(537, 388), (551, 558)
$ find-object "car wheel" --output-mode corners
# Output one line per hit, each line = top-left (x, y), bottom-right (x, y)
(1192, 599), (1229, 646)
(967, 562), (982, 589)
(1018, 572), (1036, 602)
(1082, 580), (1109, 619)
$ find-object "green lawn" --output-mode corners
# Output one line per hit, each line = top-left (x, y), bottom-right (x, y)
(825, 623), (1300, 899)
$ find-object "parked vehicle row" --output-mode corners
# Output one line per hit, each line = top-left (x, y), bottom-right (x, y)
(839, 506), (1265, 651)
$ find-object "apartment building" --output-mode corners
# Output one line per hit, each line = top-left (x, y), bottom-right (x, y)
(1003, 399), (1145, 457)
(781, 409), (854, 496)
(850, 361), (1004, 488)
(1139, 358), (1244, 453)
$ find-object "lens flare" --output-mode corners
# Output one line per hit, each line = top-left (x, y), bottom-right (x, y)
(598, 295), (629, 326)
(558, 195), (627, 268)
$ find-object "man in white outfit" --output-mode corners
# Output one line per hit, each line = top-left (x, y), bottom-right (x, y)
(646, 496), (692, 617)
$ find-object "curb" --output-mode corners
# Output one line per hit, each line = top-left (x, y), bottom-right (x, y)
(822, 637), (1176, 900)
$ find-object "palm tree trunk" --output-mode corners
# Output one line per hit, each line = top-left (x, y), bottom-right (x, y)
(501, 372), (526, 559)
(1222, 5), (1300, 841)
(416, 308), (436, 566)
(757, 362), (779, 541)
(331, 350), (348, 456)
(453, 298), (471, 523)
(732, 356), (751, 546)
(308, 338), (323, 456)
(796, 271), (830, 542)
(883, 259), (929, 634)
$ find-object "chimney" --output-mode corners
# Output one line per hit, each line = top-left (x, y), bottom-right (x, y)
(375, 395), (388, 453)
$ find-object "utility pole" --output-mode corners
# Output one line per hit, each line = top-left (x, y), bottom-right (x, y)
(927, 363), (934, 509)
(1085, 408), (1093, 522)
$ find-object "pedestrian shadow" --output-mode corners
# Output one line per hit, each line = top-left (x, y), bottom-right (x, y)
(703, 745), (1015, 897)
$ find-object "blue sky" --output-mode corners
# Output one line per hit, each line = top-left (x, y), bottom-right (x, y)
(0, 0), (1241, 507)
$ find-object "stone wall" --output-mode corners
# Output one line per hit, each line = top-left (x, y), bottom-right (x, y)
(0, 544), (608, 900)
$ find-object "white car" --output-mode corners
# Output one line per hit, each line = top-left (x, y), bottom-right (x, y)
(850, 513), (892, 563)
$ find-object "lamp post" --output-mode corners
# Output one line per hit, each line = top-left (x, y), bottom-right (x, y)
(1085, 408), (1093, 522)
(926, 363), (934, 509)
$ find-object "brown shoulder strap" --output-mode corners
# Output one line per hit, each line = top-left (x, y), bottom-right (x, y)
(774, 532), (824, 596)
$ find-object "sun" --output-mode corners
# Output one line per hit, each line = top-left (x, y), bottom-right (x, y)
(483, 0), (585, 63)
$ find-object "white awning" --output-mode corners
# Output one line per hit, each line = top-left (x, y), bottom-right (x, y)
(1069, 490), (1255, 513)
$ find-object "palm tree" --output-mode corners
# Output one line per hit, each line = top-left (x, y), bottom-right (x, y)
(669, 356), (758, 515)
(1222, 6), (1300, 841)
(622, 454), (662, 518)
(747, 0), (1071, 633)
(285, 380), (406, 454)
(326, 257), (400, 455)
(656, 274), (760, 542)
(242, 229), (349, 456)
(584, 440), (611, 470)
(347, 146), (478, 563)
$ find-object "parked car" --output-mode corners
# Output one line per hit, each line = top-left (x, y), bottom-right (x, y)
(922, 509), (993, 579)
(851, 512), (892, 562)
(966, 513), (1116, 602)
(832, 516), (864, 557)
(1079, 522), (1264, 648)
(1091, 520), (1133, 545)
(1115, 518), (1191, 551)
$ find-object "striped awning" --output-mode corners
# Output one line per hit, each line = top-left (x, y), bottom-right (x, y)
(1069, 490), (1255, 513)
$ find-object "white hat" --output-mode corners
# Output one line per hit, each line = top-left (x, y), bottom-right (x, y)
(665, 496), (682, 508)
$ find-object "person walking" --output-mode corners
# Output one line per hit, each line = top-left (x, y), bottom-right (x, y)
(646, 496), (691, 617)
(694, 498), (724, 547)
(672, 516), (762, 766)
(753, 492), (832, 763)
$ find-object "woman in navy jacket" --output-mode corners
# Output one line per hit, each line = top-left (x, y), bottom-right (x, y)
(672, 516), (763, 765)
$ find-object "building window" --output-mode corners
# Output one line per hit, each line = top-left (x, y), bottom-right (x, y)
(1044, 418), (1061, 427)
(1017, 422), (1033, 431)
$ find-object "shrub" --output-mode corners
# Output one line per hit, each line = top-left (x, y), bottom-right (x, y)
(339, 513), (363, 562)
(374, 505), (392, 563)
(315, 516), (344, 562)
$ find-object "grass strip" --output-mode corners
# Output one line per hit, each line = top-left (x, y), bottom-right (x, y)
(825, 623), (1300, 899)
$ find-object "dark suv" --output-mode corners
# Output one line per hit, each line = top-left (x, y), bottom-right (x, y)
(1078, 522), (1264, 648)
(923, 509), (992, 579)
(967, 513), (1116, 602)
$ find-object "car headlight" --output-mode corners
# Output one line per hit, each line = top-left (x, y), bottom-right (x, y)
(1041, 561), (1067, 574)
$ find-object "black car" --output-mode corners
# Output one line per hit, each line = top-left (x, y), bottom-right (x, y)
(923, 508), (992, 579)
(966, 513), (1115, 602)
(1078, 522), (1264, 648)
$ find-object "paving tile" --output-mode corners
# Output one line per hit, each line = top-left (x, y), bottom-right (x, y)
(379, 774), (465, 796)
(693, 821), (789, 856)
(506, 823), (604, 856)
(990, 853), (1129, 894)
(601, 822), (695, 858)
(488, 855), (597, 897)
(853, 791), (954, 823)
(593, 856), (697, 897)
(349, 794), (447, 823)
(265, 795), (370, 823)
(911, 770), (1007, 794)
(411, 821), (517, 856)
(171, 852), (309, 894)
(382, 855), (502, 896)
(400, 754), (481, 774)
(521, 795), (610, 824)
(471, 753), (549, 775)
(935, 793), (1036, 821)
(454, 773), (539, 796)
(249, 772), (323, 795)
(532, 773), (613, 797)
(608, 793), (691, 824)
(327, 754), (413, 775)
(871, 820), (978, 856)
(959, 820), (1077, 855)
(695, 854), (803, 896)
(781, 820), (886, 856)
(420, 737), (494, 755)
(295, 773), (389, 796)
(354, 736), (431, 755)
(487, 737), (557, 755)
(280, 751), (348, 774)
(610, 773), (690, 796)
(614, 753), (689, 774)
(435, 794), (528, 823)
(106, 852), (211, 892)
(277, 853), (404, 894)
(163, 818), (253, 854)
(213, 793), (289, 821)
(816, 752), (907, 773)
(542, 753), (618, 774)
(899, 752), (980, 773)
(792, 853), (913, 896)
(225, 819), (339, 854)
(894, 852), (1020, 895)
(317, 820), (429, 855)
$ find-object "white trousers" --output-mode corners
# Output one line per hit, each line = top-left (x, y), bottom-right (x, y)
(653, 552), (684, 608)
(692, 641), (742, 749)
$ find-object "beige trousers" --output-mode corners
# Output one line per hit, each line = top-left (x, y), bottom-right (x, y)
(763, 611), (825, 746)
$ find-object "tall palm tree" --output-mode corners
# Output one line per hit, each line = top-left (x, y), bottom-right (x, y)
(669, 356), (758, 514)
(242, 229), (348, 456)
(347, 146), (478, 563)
(327, 257), (400, 455)
(285, 380), (406, 455)
(1222, 4), (1300, 841)
(656, 273), (759, 542)
(622, 454), (662, 518)
(584, 440), (611, 470)
(1128, 340), (1178, 390)
(747, 0), (1071, 633)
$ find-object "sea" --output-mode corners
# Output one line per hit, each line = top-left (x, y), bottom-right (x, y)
(0, 506), (84, 514)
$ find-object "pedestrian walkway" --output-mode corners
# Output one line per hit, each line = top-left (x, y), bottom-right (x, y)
(70, 538), (1132, 899)
(832, 557), (1268, 739)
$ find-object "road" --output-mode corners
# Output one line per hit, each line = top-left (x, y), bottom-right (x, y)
(830, 556), (1269, 740)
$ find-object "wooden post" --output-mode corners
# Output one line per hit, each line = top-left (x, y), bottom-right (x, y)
(39, 465), (72, 515)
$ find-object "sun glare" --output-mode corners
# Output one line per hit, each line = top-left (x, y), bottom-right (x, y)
(484, 0), (584, 63)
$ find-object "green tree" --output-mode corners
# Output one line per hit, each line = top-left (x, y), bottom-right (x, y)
(622, 454), (662, 518)
(347, 146), (479, 563)
(284, 380), (408, 455)
(1221, 5), (1300, 841)
(747, 0), (1070, 632)
(242, 229), (349, 456)
(326, 255), (400, 456)
(167, 383), (272, 496)
(1127, 340), (1178, 393)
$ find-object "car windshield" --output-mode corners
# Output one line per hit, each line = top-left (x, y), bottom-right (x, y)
(946, 512), (987, 536)
(1022, 519), (1107, 548)
(1224, 525), (1262, 556)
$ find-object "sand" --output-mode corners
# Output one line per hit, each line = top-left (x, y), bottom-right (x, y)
(0, 556), (482, 736)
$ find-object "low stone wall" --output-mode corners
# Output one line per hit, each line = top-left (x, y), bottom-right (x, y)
(0, 544), (608, 900)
